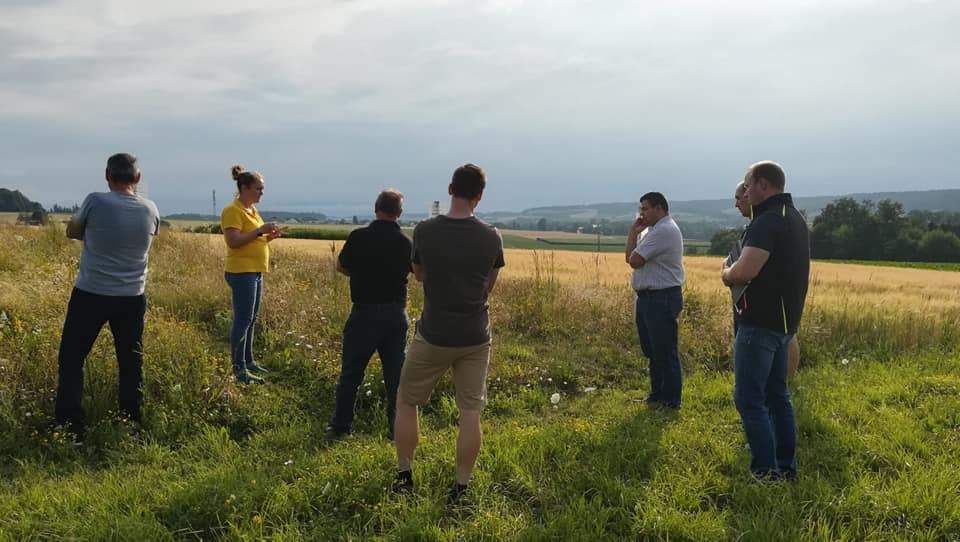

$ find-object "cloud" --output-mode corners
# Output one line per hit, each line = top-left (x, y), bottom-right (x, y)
(2, 0), (958, 211)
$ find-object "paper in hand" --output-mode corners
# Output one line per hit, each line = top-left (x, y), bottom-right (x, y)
(727, 240), (748, 306)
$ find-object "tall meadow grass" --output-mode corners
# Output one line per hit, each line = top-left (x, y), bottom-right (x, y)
(0, 226), (958, 539)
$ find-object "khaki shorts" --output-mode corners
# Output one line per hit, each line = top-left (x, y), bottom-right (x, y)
(398, 331), (491, 412)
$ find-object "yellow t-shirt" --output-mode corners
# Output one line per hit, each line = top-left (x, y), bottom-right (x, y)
(220, 199), (269, 273)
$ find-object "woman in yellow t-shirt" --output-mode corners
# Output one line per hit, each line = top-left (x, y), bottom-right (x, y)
(221, 165), (281, 384)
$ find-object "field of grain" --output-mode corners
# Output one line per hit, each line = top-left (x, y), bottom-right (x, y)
(1, 225), (958, 539)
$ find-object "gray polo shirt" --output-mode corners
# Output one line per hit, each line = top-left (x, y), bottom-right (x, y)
(631, 215), (685, 291)
(73, 191), (160, 296)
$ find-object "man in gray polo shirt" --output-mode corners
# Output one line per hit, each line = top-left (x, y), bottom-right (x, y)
(625, 192), (685, 409)
(54, 153), (160, 439)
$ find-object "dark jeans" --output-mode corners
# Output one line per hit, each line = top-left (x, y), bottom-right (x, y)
(224, 272), (262, 374)
(635, 286), (683, 406)
(55, 287), (147, 427)
(733, 324), (797, 476)
(330, 303), (408, 435)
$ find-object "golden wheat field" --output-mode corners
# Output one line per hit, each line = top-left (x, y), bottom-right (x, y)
(264, 235), (960, 360)
(266, 236), (960, 312)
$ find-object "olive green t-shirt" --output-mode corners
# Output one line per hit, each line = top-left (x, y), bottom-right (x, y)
(412, 216), (505, 347)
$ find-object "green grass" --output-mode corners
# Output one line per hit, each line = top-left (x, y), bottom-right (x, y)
(0, 224), (958, 539)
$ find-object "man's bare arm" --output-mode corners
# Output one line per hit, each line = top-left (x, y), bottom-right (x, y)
(412, 262), (424, 282)
(65, 218), (84, 240)
(722, 247), (770, 286)
(625, 217), (645, 267)
(485, 267), (501, 295)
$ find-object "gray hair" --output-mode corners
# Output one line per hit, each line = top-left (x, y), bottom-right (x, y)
(106, 153), (139, 183)
(375, 189), (403, 216)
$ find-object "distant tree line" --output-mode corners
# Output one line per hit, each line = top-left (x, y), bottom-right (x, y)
(0, 188), (44, 213)
(811, 198), (960, 262)
(49, 203), (80, 213)
(490, 217), (731, 240)
(708, 198), (960, 263)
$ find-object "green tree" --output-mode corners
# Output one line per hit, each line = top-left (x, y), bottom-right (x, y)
(875, 199), (908, 259)
(918, 229), (960, 262)
(708, 228), (743, 256)
(811, 198), (875, 259)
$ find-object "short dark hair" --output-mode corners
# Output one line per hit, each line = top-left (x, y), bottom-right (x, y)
(748, 161), (786, 191)
(640, 192), (669, 213)
(106, 153), (139, 183)
(375, 189), (403, 216)
(450, 163), (486, 200)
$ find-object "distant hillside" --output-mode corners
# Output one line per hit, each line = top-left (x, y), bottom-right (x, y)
(482, 189), (960, 224)
(0, 189), (44, 213)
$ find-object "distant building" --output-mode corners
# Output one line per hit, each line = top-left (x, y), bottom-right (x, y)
(429, 200), (448, 218)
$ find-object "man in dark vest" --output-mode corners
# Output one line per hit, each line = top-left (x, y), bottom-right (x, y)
(722, 161), (810, 481)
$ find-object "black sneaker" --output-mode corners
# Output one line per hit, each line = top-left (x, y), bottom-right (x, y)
(750, 469), (782, 483)
(392, 470), (414, 493)
(53, 422), (85, 446)
(447, 482), (469, 506)
(324, 424), (351, 441)
(235, 370), (264, 385)
(246, 362), (269, 374)
(778, 468), (798, 482)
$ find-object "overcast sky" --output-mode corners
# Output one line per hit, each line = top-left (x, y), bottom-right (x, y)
(2, 0), (958, 216)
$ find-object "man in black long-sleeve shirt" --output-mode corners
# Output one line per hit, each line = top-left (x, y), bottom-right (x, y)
(327, 189), (412, 440)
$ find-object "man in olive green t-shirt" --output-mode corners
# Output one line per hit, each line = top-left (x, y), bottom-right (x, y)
(393, 164), (505, 504)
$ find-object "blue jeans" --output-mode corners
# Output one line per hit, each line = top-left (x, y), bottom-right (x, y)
(733, 324), (797, 475)
(224, 272), (263, 374)
(635, 286), (683, 406)
(330, 303), (408, 435)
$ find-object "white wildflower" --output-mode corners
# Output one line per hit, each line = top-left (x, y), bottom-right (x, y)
(283, 459), (293, 466)
(841, 358), (850, 366)
(366, 390), (372, 396)
(550, 393), (561, 405)
(584, 387), (597, 393)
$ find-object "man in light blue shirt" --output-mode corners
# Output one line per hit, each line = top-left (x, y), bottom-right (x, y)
(625, 192), (685, 409)
(55, 153), (160, 440)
